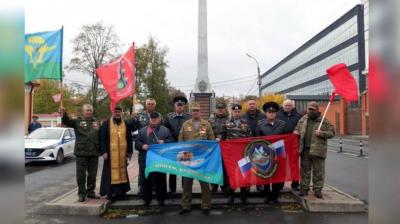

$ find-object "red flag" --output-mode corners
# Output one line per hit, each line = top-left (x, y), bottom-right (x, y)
(52, 93), (62, 103)
(326, 63), (358, 102)
(220, 134), (299, 189)
(96, 44), (136, 111)
(369, 55), (389, 102)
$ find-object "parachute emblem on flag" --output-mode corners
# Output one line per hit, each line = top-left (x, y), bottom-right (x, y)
(25, 35), (57, 69)
(244, 139), (278, 179)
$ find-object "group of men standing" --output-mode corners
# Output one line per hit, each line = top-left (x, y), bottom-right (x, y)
(59, 95), (334, 215)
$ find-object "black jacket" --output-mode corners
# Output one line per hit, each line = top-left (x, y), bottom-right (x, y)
(163, 112), (192, 141)
(255, 119), (287, 136)
(135, 125), (174, 153)
(243, 109), (265, 137)
(277, 108), (302, 133)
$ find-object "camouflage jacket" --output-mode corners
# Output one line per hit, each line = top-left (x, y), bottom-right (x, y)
(62, 113), (100, 157)
(209, 114), (229, 140)
(295, 114), (335, 159)
(223, 118), (253, 140)
(178, 119), (215, 141)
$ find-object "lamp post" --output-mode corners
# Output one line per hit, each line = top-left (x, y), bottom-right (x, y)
(246, 53), (261, 99)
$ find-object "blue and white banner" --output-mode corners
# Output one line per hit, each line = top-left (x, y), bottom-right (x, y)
(145, 140), (223, 185)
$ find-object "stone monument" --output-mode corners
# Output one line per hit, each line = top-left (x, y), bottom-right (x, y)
(190, 0), (215, 119)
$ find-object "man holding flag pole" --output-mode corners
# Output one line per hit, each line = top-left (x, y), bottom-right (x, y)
(295, 63), (357, 198)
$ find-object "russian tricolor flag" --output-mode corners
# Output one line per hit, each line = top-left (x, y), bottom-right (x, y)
(273, 140), (286, 158)
(238, 156), (252, 177)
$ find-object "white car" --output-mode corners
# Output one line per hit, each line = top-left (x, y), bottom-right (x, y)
(25, 127), (75, 164)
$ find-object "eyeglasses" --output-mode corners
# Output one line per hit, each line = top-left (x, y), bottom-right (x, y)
(192, 109), (200, 112)
(217, 107), (225, 109)
(307, 108), (316, 111)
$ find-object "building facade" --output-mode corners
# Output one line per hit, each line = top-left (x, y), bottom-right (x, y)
(260, 4), (367, 135)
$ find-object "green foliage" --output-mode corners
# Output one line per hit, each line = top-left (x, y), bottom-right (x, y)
(135, 36), (171, 115)
(33, 80), (78, 114)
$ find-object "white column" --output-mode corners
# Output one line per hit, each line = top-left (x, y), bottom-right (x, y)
(195, 0), (211, 92)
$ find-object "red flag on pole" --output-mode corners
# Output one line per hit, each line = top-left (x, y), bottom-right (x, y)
(96, 44), (136, 111)
(326, 63), (358, 102)
(220, 134), (299, 189)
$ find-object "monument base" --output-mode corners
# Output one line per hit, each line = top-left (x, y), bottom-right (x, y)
(190, 92), (215, 119)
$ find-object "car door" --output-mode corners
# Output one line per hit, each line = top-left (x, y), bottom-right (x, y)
(68, 129), (76, 155)
(62, 129), (73, 155)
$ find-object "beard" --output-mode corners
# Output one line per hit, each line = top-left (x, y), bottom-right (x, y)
(308, 111), (320, 120)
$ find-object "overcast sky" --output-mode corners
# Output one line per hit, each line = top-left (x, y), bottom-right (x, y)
(25, 0), (361, 97)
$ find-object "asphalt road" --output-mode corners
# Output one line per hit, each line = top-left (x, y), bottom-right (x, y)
(328, 137), (369, 156)
(326, 150), (368, 203)
(27, 208), (367, 224)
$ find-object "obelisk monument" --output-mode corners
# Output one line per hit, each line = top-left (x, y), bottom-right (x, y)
(191, 0), (215, 118)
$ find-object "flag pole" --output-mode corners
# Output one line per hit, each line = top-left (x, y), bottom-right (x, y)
(60, 26), (64, 108)
(132, 42), (136, 115)
(317, 92), (335, 131)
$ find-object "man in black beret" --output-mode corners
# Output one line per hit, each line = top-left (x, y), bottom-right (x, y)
(256, 101), (287, 204)
(163, 96), (192, 194)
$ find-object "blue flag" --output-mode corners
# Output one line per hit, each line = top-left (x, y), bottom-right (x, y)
(25, 29), (63, 83)
(145, 140), (223, 185)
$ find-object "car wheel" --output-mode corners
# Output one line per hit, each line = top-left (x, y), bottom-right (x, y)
(56, 149), (64, 164)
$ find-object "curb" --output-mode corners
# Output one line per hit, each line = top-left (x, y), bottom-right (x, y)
(293, 185), (367, 213)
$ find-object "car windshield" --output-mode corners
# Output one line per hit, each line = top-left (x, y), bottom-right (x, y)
(27, 129), (63, 139)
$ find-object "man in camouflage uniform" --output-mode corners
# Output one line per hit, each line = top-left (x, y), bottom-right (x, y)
(178, 102), (215, 215)
(294, 101), (335, 199)
(208, 99), (229, 192)
(223, 104), (252, 205)
(163, 96), (191, 194)
(60, 104), (100, 202)
(134, 98), (158, 194)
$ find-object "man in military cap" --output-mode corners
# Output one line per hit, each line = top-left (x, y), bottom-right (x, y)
(60, 104), (100, 202)
(28, 115), (42, 133)
(135, 111), (174, 206)
(294, 101), (335, 199)
(256, 101), (287, 204)
(134, 97), (159, 194)
(99, 105), (133, 200)
(223, 104), (252, 205)
(208, 99), (229, 192)
(163, 96), (192, 194)
(178, 102), (215, 215)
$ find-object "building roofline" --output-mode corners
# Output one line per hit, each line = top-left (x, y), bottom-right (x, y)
(261, 4), (363, 79)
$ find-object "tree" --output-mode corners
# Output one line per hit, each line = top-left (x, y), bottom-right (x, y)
(67, 22), (121, 116)
(241, 93), (286, 112)
(33, 80), (78, 114)
(135, 36), (171, 115)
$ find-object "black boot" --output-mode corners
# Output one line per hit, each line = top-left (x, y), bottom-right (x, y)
(78, 194), (86, 202)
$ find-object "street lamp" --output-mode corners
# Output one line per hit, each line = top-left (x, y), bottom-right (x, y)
(246, 53), (262, 99)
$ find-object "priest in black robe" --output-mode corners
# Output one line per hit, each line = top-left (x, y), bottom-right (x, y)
(99, 105), (133, 200)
